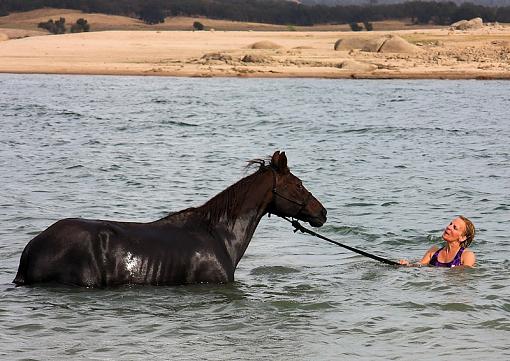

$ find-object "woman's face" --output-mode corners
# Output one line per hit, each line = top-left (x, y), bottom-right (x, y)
(442, 217), (466, 244)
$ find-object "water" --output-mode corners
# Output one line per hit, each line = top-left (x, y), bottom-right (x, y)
(0, 74), (509, 360)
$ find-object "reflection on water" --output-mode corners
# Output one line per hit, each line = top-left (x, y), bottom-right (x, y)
(0, 75), (509, 360)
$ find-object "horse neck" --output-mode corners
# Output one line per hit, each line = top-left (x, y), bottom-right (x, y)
(197, 168), (273, 268)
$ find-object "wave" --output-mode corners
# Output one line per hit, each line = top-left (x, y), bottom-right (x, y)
(160, 119), (199, 127)
(250, 265), (300, 276)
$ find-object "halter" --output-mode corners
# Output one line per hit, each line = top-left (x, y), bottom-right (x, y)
(269, 166), (312, 218)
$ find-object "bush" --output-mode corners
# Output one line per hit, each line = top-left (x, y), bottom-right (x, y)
(193, 21), (204, 31)
(71, 18), (90, 33)
(349, 22), (363, 32)
(38, 18), (66, 34)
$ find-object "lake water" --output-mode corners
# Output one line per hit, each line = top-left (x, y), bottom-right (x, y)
(0, 74), (509, 360)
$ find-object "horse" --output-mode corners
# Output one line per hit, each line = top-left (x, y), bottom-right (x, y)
(13, 151), (327, 287)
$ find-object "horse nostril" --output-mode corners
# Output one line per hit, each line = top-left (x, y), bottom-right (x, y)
(322, 208), (327, 218)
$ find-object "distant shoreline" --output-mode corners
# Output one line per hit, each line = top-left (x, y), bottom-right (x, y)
(2, 70), (510, 80)
(1, 28), (510, 80)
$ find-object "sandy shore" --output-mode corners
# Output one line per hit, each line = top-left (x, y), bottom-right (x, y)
(1, 27), (510, 79)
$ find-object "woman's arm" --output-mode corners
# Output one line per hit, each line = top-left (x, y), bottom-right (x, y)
(399, 246), (438, 266)
(418, 246), (438, 265)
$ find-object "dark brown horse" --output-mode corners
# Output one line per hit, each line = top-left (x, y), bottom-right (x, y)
(13, 151), (327, 287)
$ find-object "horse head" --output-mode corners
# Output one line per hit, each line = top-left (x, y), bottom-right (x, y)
(268, 151), (327, 227)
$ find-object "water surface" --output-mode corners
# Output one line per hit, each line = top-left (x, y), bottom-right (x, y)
(0, 75), (509, 360)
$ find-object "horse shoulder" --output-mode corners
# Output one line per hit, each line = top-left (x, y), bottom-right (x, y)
(186, 249), (233, 283)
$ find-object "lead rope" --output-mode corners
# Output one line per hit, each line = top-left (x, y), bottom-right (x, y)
(281, 216), (400, 266)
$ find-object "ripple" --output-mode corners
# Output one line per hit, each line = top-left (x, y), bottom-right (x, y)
(250, 266), (300, 276)
(381, 201), (399, 207)
(321, 224), (366, 236)
(160, 119), (198, 127)
(345, 202), (377, 207)
(434, 302), (476, 312)
(269, 299), (333, 311)
(478, 318), (510, 331)
(392, 301), (427, 311)
(65, 164), (84, 170)
(9, 323), (45, 332)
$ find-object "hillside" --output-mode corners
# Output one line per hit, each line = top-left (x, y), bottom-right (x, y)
(0, 9), (284, 38)
(0, 8), (444, 39)
(2, 0), (510, 28)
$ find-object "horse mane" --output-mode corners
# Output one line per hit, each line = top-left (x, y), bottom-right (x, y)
(245, 158), (267, 169)
(197, 158), (271, 227)
(159, 157), (273, 225)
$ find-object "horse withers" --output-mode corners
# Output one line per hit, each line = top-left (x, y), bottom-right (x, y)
(13, 151), (327, 287)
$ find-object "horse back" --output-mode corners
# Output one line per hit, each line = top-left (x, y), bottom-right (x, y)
(13, 217), (233, 287)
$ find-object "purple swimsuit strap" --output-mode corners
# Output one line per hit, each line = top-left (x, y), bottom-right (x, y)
(429, 247), (465, 267)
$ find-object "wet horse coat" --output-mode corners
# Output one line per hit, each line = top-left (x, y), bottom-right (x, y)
(14, 151), (327, 287)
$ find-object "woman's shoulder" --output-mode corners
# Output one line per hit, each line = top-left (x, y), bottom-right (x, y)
(461, 248), (476, 267)
(462, 248), (475, 257)
(418, 245), (441, 265)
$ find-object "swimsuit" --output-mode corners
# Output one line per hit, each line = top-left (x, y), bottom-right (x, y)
(429, 247), (465, 267)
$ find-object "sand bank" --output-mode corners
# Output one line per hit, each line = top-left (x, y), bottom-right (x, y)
(0, 27), (509, 79)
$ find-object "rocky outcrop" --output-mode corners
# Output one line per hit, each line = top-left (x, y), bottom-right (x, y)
(334, 38), (371, 51)
(377, 35), (422, 54)
(361, 37), (388, 52)
(201, 52), (233, 64)
(451, 18), (484, 31)
(335, 35), (421, 54)
(241, 54), (273, 63)
(249, 41), (282, 49)
(339, 59), (378, 72)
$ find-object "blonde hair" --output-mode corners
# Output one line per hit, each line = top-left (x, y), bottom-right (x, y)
(459, 215), (475, 248)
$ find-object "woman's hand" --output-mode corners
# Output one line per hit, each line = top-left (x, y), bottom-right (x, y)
(398, 259), (410, 266)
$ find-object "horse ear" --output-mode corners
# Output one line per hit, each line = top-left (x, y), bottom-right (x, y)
(279, 152), (288, 172)
(271, 151), (289, 174)
(271, 151), (281, 168)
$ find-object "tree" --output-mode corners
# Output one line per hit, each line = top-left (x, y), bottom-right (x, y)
(139, 2), (165, 25)
(71, 18), (90, 33)
(38, 17), (66, 34)
(193, 21), (204, 30)
(0, 4), (9, 17)
(349, 22), (363, 31)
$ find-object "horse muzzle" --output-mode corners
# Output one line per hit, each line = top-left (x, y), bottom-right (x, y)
(304, 206), (327, 227)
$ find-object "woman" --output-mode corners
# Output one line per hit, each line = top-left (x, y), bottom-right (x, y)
(399, 216), (476, 267)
